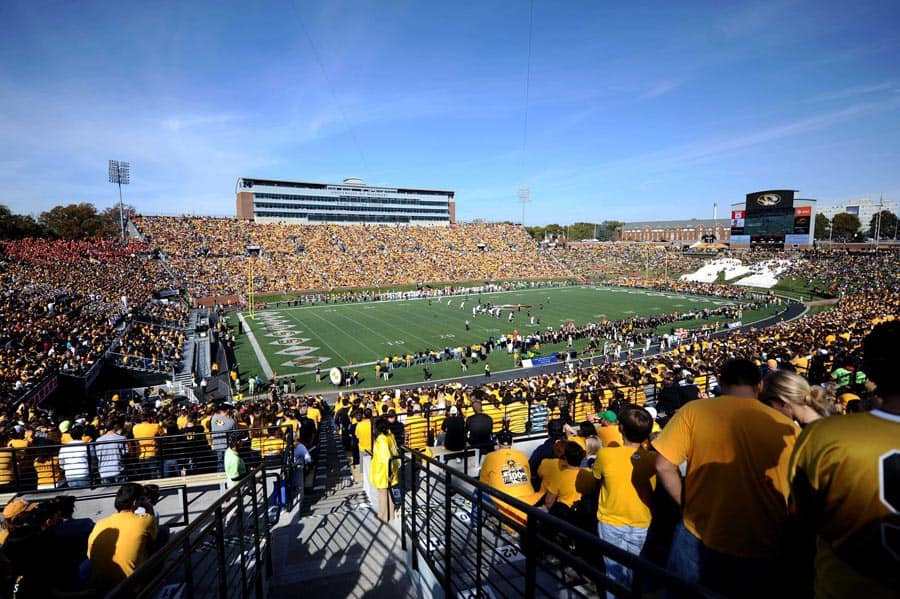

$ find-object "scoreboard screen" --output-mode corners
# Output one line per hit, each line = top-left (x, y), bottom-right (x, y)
(731, 190), (813, 248)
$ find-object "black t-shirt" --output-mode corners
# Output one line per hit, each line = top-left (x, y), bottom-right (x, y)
(678, 384), (701, 406)
(656, 384), (682, 415)
(442, 415), (466, 451)
(466, 413), (494, 447)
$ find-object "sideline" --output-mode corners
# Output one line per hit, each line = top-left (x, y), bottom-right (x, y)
(237, 312), (273, 380)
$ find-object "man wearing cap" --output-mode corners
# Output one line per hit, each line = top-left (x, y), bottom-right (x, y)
(210, 405), (236, 473)
(0, 498), (37, 546)
(441, 405), (466, 452)
(59, 420), (73, 444)
(653, 357), (799, 597)
(595, 410), (623, 448)
(593, 406), (657, 597)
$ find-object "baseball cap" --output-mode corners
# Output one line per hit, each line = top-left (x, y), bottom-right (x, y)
(839, 392), (860, 407)
(496, 431), (514, 446)
(448, 406), (458, 415)
(2, 499), (37, 522)
(600, 410), (618, 424)
(767, 359), (778, 370)
(645, 407), (658, 420)
(58, 420), (71, 433)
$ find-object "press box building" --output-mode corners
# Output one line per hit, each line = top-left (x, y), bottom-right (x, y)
(236, 177), (455, 226)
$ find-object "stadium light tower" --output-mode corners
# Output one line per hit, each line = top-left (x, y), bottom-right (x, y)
(517, 187), (531, 226)
(108, 160), (130, 243)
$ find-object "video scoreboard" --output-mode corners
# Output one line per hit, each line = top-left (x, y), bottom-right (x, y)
(730, 190), (815, 249)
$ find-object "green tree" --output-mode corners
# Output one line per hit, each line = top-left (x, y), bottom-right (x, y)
(567, 222), (596, 240)
(100, 204), (137, 239)
(814, 213), (831, 240)
(39, 203), (115, 239)
(544, 224), (564, 238)
(0, 205), (44, 239)
(594, 220), (623, 241)
(525, 225), (545, 240)
(830, 212), (861, 241)
(868, 210), (898, 240)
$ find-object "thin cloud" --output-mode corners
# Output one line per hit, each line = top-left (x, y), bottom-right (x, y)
(803, 81), (897, 103)
(642, 79), (684, 100)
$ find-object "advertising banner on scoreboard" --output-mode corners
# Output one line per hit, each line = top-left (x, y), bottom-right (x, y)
(730, 210), (745, 236)
(793, 206), (812, 234)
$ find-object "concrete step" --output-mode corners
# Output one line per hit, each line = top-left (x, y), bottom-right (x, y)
(268, 415), (414, 599)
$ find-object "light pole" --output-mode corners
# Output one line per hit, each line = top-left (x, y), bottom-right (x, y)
(246, 245), (261, 319)
(517, 187), (530, 226)
(108, 160), (130, 243)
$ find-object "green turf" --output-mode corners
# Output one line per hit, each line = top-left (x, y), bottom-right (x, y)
(230, 286), (779, 392)
(771, 275), (829, 301)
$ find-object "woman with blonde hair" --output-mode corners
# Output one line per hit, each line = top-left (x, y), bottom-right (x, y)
(760, 369), (835, 426)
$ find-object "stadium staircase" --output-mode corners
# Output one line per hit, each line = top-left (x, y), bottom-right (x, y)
(170, 308), (203, 390)
(268, 415), (416, 598)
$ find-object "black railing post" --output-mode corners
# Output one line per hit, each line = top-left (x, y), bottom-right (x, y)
(214, 506), (229, 599)
(410, 452), (419, 571)
(87, 440), (97, 488)
(425, 456), (433, 550)
(11, 448), (20, 494)
(443, 468), (452, 594)
(182, 530), (196, 599)
(260, 467), (274, 578)
(475, 480), (483, 595)
(524, 514), (538, 599)
(236, 487), (249, 598)
(249, 471), (265, 597)
(400, 450), (407, 552)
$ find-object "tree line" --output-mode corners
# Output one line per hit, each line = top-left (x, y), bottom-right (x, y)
(0, 203), (136, 240)
(813, 211), (898, 242)
(525, 220), (623, 242)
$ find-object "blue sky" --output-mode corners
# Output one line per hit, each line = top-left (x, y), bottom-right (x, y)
(1, 0), (899, 225)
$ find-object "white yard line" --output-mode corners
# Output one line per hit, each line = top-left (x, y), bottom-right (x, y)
(237, 313), (273, 380)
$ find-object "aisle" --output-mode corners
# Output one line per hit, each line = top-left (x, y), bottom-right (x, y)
(268, 415), (415, 599)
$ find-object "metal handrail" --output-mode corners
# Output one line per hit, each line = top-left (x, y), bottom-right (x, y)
(0, 426), (294, 493)
(396, 373), (717, 449)
(401, 448), (722, 598)
(106, 464), (274, 599)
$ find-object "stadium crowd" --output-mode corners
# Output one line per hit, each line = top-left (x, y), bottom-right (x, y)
(0, 238), (175, 402)
(0, 217), (898, 597)
(552, 243), (707, 281)
(133, 216), (568, 296)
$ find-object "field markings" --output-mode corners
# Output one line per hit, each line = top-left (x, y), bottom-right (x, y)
(285, 309), (352, 364)
(237, 313), (273, 380)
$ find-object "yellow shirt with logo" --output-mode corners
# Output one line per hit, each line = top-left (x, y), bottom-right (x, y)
(479, 448), (543, 526)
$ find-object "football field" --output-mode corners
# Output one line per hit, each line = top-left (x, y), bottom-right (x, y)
(231, 286), (774, 391)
